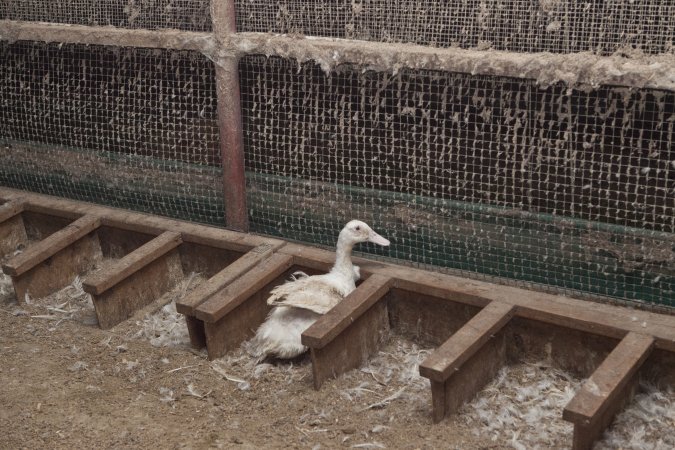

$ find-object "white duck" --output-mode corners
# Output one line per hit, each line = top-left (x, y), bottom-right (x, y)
(249, 220), (390, 360)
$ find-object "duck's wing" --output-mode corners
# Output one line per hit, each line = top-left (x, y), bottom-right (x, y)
(267, 278), (343, 314)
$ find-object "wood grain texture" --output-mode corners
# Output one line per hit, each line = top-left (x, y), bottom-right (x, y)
(92, 249), (183, 329)
(3, 215), (101, 277)
(176, 243), (278, 315)
(302, 274), (393, 349)
(83, 231), (182, 295)
(194, 253), (294, 323)
(310, 300), (389, 389)
(419, 302), (515, 382)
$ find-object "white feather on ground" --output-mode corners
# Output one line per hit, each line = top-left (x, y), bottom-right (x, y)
(596, 384), (675, 450)
(25, 276), (98, 326)
(0, 271), (13, 303)
(133, 274), (203, 348)
(460, 362), (580, 449)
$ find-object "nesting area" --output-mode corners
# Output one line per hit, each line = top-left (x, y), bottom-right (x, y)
(1, 189), (674, 448)
(2, 1), (675, 448)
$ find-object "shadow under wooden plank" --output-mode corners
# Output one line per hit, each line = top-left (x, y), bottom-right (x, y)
(2, 215), (102, 301)
(302, 274), (393, 389)
(563, 332), (655, 450)
(82, 231), (183, 329)
(419, 301), (515, 422)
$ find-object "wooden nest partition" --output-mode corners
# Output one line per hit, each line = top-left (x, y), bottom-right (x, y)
(1, 188), (674, 450)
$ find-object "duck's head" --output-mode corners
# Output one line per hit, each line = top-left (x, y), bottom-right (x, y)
(340, 220), (390, 247)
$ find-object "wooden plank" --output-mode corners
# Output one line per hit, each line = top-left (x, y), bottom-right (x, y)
(185, 316), (207, 349)
(301, 274), (393, 349)
(203, 290), (269, 360)
(82, 231), (182, 295)
(1, 187), (675, 353)
(310, 300), (389, 389)
(563, 332), (655, 449)
(419, 302), (516, 382)
(2, 215), (101, 277)
(430, 331), (507, 422)
(91, 249), (183, 329)
(0, 189), (280, 251)
(194, 253), (294, 323)
(11, 232), (103, 302)
(176, 243), (277, 315)
(0, 199), (24, 224)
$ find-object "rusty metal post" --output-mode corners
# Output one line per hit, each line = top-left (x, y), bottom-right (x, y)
(212, 0), (248, 232)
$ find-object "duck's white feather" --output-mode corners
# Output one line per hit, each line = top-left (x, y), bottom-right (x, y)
(266, 273), (354, 314)
(249, 306), (319, 359)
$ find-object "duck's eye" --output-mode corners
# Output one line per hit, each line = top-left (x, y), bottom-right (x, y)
(355, 226), (361, 231)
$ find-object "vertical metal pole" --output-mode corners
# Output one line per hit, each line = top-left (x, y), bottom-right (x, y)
(212, 0), (248, 232)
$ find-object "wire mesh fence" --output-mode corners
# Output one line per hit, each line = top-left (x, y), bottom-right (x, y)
(0, 2), (674, 309)
(235, 0), (675, 56)
(0, 41), (223, 225)
(0, 0), (212, 31)
(240, 55), (675, 308)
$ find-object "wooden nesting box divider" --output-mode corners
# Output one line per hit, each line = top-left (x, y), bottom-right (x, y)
(419, 301), (516, 422)
(563, 332), (655, 450)
(82, 231), (183, 329)
(176, 242), (284, 350)
(194, 252), (295, 360)
(302, 274), (393, 389)
(1, 187), (675, 449)
(2, 214), (102, 301)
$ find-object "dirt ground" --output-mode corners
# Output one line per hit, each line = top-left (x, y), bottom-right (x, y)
(1, 272), (672, 450)
(0, 273), (491, 450)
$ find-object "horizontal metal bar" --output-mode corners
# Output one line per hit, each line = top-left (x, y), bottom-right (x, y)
(0, 20), (215, 53)
(230, 33), (675, 91)
(1, 20), (674, 90)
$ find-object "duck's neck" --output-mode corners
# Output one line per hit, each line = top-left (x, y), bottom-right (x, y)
(331, 234), (355, 278)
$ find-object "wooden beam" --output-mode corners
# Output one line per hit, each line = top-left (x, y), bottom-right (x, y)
(211, 0), (248, 231)
(2, 215), (101, 277)
(88, 243), (184, 329)
(83, 231), (182, 295)
(302, 274), (393, 349)
(0, 189), (280, 252)
(420, 302), (515, 382)
(302, 275), (393, 389)
(194, 252), (294, 323)
(419, 302), (515, 422)
(310, 300), (389, 390)
(563, 332), (655, 450)
(0, 20), (215, 53)
(176, 243), (277, 316)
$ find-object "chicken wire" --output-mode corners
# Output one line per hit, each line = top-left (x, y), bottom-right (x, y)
(0, 41), (224, 225)
(240, 55), (675, 308)
(0, 0), (212, 31)
(235, 0), (675, 56)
